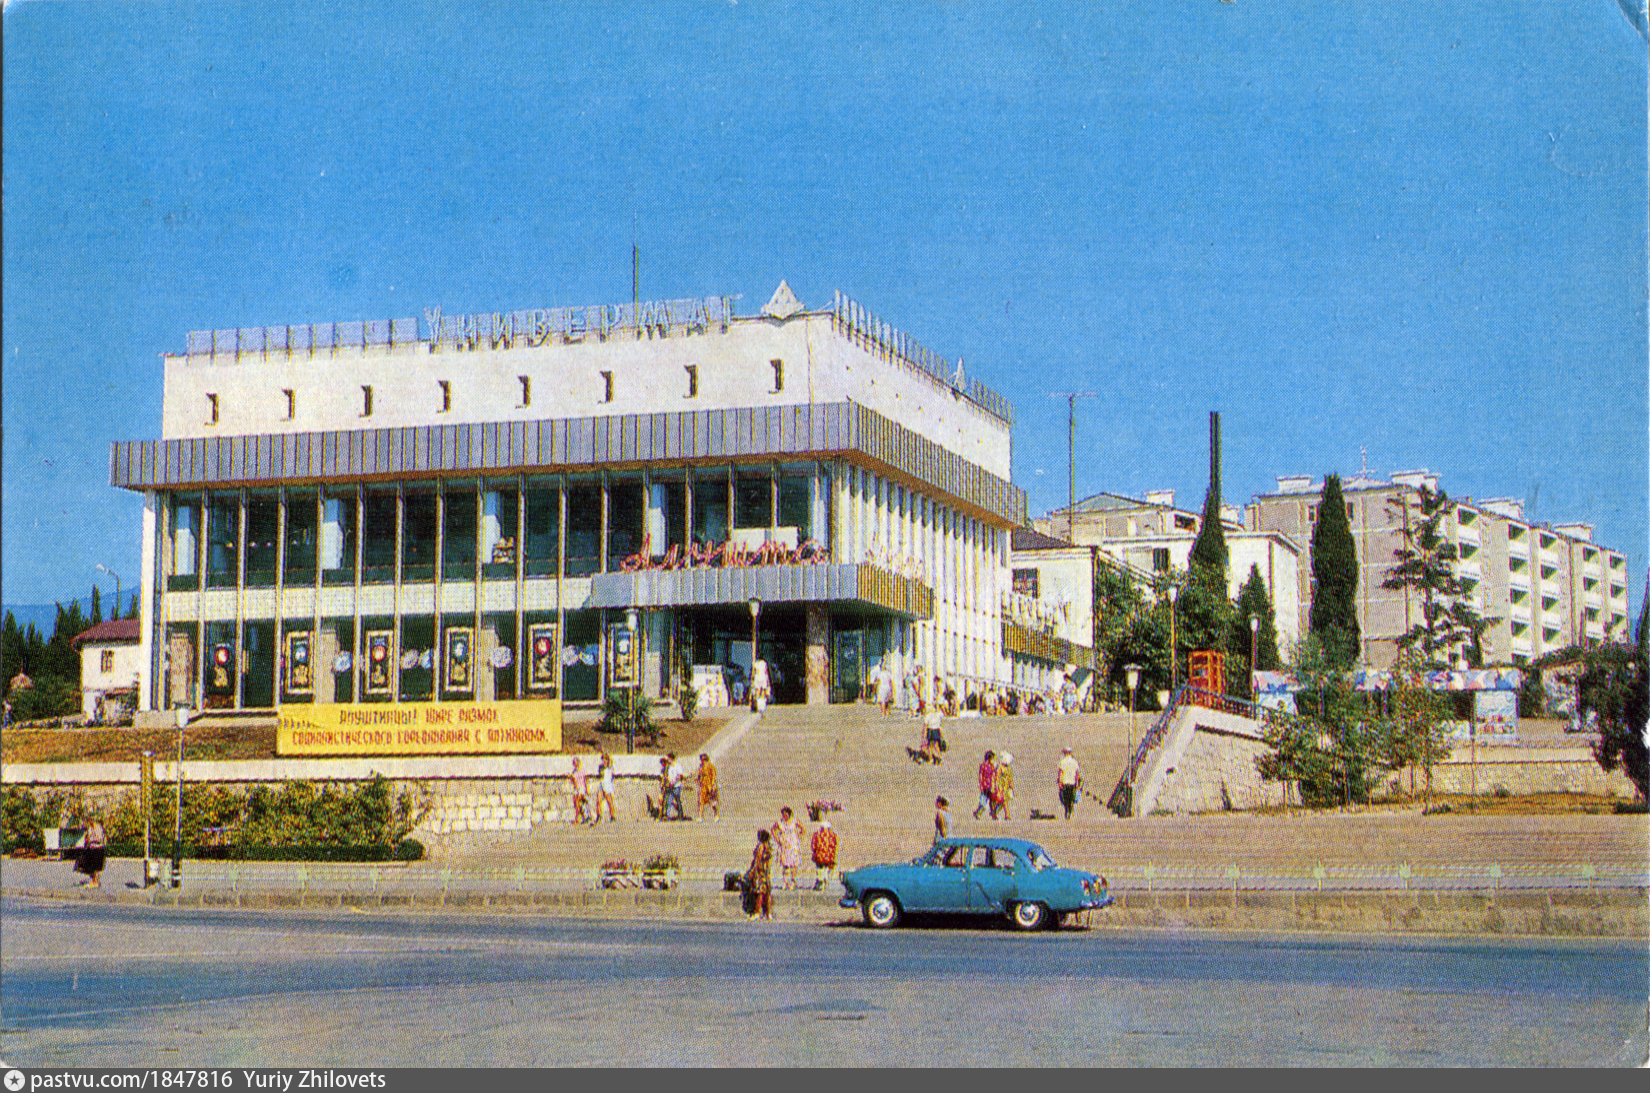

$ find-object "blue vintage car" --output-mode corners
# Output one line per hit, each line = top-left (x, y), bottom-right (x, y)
(839, 836), (1112, 930)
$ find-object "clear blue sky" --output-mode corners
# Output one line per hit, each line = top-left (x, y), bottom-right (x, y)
(5, 1), (1646, 624)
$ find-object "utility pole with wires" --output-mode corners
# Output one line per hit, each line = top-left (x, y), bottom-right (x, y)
(1050, 391), (1097, 541)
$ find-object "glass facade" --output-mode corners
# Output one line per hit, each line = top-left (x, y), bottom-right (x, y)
(149, 460), (1015, 711)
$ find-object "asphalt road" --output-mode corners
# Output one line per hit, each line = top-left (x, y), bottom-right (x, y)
(3, 898), (1644, 1067)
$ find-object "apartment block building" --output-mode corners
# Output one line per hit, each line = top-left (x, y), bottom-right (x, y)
(1251, 471), (1631, 669)
(1034, 491), (1303, 651)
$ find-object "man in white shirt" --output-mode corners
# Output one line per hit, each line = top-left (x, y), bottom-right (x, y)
(1056, 747), (1083, 820)
(665, 752), (687, 820)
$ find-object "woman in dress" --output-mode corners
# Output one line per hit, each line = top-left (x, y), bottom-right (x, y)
(596, 753), (618, 824)
(570, 757), (592, 824)
(75, 817), (106, 888)
(771, 806), (804, 889)
(744, 828), (774, 921)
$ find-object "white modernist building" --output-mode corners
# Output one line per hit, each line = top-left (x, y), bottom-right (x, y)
(1035, 491), (1303, 651)
(113, 283), (1041, 712)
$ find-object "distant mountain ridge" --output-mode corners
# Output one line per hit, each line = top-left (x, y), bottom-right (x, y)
(3, 602), (96, 635)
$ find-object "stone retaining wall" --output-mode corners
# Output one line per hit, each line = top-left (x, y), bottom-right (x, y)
(1, 770), (660, 843)
(1416, 746), (1636, 798)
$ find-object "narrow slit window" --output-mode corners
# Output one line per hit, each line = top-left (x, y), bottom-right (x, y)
(361, 385), (374, 417)
(601, 371), (613, 403)
(770, 359), (784, 393)
(281, 389), (295, 420)
(518, 375), (531, 408)
(439, 380), (451, 412)
(206, 393), (219, 425)
(685, 364), (698, 398)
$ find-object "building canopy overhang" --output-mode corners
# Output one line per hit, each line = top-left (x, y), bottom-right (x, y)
(586, 562), (933, 621)
(111, 401), (1026, 528)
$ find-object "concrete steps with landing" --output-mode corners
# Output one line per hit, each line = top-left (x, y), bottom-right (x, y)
(441, 703), (1648, 877)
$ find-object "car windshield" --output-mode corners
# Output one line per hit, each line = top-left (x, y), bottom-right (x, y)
(1024, 846), (1057, 872)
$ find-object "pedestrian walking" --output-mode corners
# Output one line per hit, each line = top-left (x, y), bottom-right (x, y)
(665, 752), (686, 819)
(695, 752), (720, 821)
(933, 795), (951, 842)
(921, 706), (946, 762)
(750, 658), (771, 713)
(74, 817), (106, 888)
(875, 662), (896, 716)
(973, 750), (997, 819)
(810, 819), (839, 889)
(744, 829), (774, 921)
(1057, 746), (1083, 820)
(772, 806), (805, 889)
(570, 757), (592, 824)
(596, 752), (618, 823)
(992, 752), (1015, 820)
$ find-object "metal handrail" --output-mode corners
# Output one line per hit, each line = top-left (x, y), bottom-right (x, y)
(152, 858), (1649, 897)
(1107, 685), (1280, 817)
(1107, 683), (1188, 816)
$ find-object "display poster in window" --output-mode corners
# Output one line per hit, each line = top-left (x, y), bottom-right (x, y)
(608, 624), (638, 688)
(364, 630), (395, 694)
(284, 630), (313, 695)
(444, 626), (475, 693)
(528, 622), (559, 692)
(209, 643), (235, 693)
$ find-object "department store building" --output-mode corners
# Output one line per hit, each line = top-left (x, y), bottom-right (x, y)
(111, 283), (1037, 714)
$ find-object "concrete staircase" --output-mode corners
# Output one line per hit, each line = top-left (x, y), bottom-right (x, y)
(445, 704), (1142, 875)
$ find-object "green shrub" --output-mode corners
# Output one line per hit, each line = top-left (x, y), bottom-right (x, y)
(393, 838), (424, 861)
(2, 786), (43, 852)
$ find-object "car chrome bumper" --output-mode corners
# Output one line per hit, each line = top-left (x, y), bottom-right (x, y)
(839, 895), (861, 909)
(1076, 895), (1114, 910)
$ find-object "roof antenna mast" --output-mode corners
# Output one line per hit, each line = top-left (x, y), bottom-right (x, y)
(1051, 391), (1098, 541)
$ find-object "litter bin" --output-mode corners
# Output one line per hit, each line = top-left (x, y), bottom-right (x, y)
(144, 859), (164, 887)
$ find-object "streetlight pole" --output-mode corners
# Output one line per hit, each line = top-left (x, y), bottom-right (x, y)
(1168, 583), (1180, 694)
(747, 597), (762, 712)
(624, 608), (638, 755)
(1249, 614), (1260, 701)
(1123, 663), (1142, 818)
(97, 564), (122, 618)
(171, 705), (188, 889)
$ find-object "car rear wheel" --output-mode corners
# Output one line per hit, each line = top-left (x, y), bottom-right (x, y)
(1011, 901), (1049, 931)
(862, 892), (902, 929)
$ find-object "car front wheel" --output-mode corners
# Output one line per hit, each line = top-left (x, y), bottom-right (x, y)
(1011, 901), (1049, 931)
(862, 892), (902, 929)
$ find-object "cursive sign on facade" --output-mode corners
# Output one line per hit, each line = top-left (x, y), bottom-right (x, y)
(620, 538), (832, 572)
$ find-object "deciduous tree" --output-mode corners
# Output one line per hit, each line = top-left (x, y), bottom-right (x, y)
(1381, 485), (1494, 669)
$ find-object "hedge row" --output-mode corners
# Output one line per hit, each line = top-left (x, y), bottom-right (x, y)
(23, 838), (425, 862)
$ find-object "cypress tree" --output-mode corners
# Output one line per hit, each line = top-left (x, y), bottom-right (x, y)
(1230, 564), (1282, 673)
(1188, 485), (1229, 575)
(1309, 474), (1361, 668)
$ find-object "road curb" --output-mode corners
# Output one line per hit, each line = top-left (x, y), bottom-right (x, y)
(12, 885), (1645, 938)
